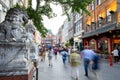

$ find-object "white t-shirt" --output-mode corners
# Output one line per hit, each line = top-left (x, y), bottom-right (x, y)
(112, 49), (119, 56)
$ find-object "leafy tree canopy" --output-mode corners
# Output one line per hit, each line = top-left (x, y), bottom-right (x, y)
(14, 0), (93, 37)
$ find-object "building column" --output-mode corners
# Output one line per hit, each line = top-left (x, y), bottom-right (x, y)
(108, 38), (112, 53)
(95, 40), (98, 50)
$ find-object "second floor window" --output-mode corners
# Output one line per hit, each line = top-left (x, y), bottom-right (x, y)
(86, 25), (90, 32)
(98, 17), (103, 28)
(75, 20), (82, 33)
(97, 0), (101, 5)
(106, 11), (112, 23)
(91, 2), (94, 10)
(91, 22), (96, 31)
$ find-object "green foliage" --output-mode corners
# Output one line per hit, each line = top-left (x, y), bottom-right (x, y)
(65, 41), (70, 47)
(69, 37), (74, 46)
(49, 0), (94, 15)
(13, 0), (93, 37)
(14, 4), (48, 37)
(26, 7), (48, 37)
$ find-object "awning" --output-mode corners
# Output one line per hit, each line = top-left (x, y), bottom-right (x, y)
(99, 11), (106, 19)
(87, 17), (91, 25)
(107, 0), (117, 12)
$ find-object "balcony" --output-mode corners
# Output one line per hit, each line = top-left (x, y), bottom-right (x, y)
(83, 22), (117, 38)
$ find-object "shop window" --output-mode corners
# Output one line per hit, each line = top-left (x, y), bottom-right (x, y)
(98, 40), (108, 53)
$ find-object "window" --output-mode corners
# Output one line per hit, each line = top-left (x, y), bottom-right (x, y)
(75, 13), (81, 21)
(98, 17), (102, 27)
(97, 0), (101, 5)
(91, 2), (94, 10)
(106, 11), (112, 22)
(86, 25), (90, 32)
(91, 22), (96, 31)
(75, 20), (82, 33)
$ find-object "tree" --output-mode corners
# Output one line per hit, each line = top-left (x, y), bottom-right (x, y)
(69, 37), (74, 46)
(15, 0), (93, 37)
(65, 41), (70, 47)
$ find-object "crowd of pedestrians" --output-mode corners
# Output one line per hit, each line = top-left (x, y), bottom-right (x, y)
(38, 45), (120, 80)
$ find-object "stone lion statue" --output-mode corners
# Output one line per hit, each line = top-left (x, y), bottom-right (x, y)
(0, 7), (29, 42)
(0, 8), (39, 67)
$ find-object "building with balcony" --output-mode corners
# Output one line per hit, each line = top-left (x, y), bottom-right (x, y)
(82, 0), (120, 54)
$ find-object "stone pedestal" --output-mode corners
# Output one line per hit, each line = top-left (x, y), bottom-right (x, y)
(0, 67), (36, 80)
(0, 42), (35, 80)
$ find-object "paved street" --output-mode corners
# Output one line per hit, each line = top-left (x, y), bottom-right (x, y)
(38, 53), (120, 80)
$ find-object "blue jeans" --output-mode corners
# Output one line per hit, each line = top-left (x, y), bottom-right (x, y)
(63, 58), (66, 64)
(84, 58), (90, 76)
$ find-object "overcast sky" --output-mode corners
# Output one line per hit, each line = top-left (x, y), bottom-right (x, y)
(43, 5), (66, 35)
(32, 1), (66, 35)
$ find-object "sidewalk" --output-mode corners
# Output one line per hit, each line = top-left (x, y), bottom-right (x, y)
(38, 53), (120, 80)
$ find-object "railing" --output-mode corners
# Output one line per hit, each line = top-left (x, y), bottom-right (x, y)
(83, 22), (117, 38)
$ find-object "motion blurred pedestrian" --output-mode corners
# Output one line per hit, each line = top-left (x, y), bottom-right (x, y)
(48, 47), (54, 67)
(54, 46), (59, 59)
(41, 48), (46, 62)
(91, 50), (100, 80)
(81, 46), (95, 77)
(70, 48), (81, 80)
(60, 48), (68, 64)
(67, 46), (71, 63)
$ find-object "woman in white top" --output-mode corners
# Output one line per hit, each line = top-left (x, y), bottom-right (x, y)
(112, 48), (119, 63)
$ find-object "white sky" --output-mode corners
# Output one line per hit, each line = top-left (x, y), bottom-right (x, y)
(43, 5), (66, 35)
(32, 1), (66, 35)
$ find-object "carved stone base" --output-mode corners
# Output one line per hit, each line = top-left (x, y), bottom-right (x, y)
(0, 42), (36, 80)
(0, 66), (36, 80)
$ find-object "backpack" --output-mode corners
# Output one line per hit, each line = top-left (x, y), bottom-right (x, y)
(63, 53), (67, 57)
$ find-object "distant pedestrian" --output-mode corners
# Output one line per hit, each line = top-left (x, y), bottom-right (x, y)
(41, 48), (46, 62)
(48, 47), (54, 67)
(118, 46), (120, 61)
(70, 48), (81, 80)
(81, 46), (95, 77)
(112, 47), (119, 63)
(60, 48), (68, 64)
(67, 46), (71, 63)
(54, 46), (59, 59)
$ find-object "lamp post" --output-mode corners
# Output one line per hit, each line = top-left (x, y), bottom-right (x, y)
(33, 59), (38, 80)
(34, 60), (38, 80)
